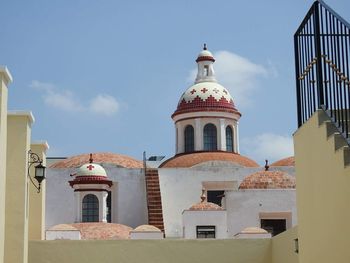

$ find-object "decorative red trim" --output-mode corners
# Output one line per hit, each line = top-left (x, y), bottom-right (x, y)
(196, 56), (215, 62)
(173, 115), (240, 124)
(69, 176), (113, 187)
(74, 189), (110, 192)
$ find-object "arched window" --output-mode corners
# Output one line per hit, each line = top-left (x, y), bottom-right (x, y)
(226, 126), (234, 152)
(82, 194), (99, 222)
(184, 125), (194, 152)
(203, 123), (217, 151)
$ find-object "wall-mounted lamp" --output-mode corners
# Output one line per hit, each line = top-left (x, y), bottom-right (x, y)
(294, 238), (299, 253)
(28, 150), (46, 193)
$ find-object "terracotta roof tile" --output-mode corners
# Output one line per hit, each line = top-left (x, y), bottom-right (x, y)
(239, 170), (296, 189)
(160, 152), (259, 168)
(189, 201), (224, 211)
(270, 156), (295, 167)
(70, 223), (132, 240)
(50, 152), (143, 169)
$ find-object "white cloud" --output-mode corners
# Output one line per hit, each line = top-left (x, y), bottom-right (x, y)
(241, 133), (294, 164)
(188, 50), (276, 108)
(89, 94), (119, 116)
(31, 80), (119, 116)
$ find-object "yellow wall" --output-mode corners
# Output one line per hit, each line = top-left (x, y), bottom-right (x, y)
(294, 110), (350, 263)
(5, 112), (33, 263)
(29, 239), (271, 263)
(0, 69), (11, 263)
(272, 226), (299, 263)
(28, 142), (48, 240)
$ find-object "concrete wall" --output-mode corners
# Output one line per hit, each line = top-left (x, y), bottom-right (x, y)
(5, 112), (33, 263)
(226, 190), (297, 236)
(294, 110), (350, 263)
(28, 142), (49, 240)
(272, 226), (299, 263)
(158, 165), (295, 237)
(46, 166), (148, 229)
(182, 210), (227, 239)
(29, 239), (271, 263)
(0, 68), (11, 263)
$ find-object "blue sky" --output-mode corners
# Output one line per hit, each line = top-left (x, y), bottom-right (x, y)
(2, 0), (350, 164)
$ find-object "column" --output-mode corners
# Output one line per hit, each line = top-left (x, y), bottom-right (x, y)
(176, 122), (184, 154)
(195, 118), (202, 151)
(74, 191), (81, 223)
(101, 191), (108, 223)
(235, 121), (240, 153)
(219, 119), (226, 151)
(5, 111), (34, 263)
(28, 141), (49, 240)
(0, 67), (12, 263)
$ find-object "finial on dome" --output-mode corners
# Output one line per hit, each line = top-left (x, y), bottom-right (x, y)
(200, 188), (206, 203)
(89, 153), (93, 164)
(203, 43), (207, 50)
(265, 160), (269, 171)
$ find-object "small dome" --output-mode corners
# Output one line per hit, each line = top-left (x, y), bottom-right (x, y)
(189, 201), (224, 211)
(50, 152), (143, 169)
(76, 163), (107, 177)
(70, 223), (132, 240)
(160, 152), (259, 168)
(133, 225), (161, 232)
(271, 156), (295, 167)
(240, 227), (268, 234)
(196, 49), (215, 62)
(172, 82), (239, 117)
(239, 170), (296, 189)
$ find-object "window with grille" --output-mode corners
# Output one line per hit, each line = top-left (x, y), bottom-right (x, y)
(196, 226), (216, 238)
(226, 126), (234, 152)
(203, 123), (217, 151)
(184, 125), (194, 152)
(82, 194), (99, 222)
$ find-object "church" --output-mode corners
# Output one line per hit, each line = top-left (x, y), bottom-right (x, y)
(45, 45), (297, 240)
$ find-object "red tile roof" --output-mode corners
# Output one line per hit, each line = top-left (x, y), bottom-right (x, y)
(50, 152), (143, 169)
(160, 152), (259, 168)
(70, 223), (132, 240)
(189, 201), (224, 211)
(239, 170), (296, 189)
(270, 156), (295, 167)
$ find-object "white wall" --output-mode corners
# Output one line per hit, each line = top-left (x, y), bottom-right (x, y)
(226, 190), (297, 236)
(182, 210), (227, 239)
(45, 166), (148, 229)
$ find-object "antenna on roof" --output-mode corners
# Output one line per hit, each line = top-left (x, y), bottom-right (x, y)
(265, 160), (269, 171)
(89, 153), (93, 163)
(203, 43), (207, 50)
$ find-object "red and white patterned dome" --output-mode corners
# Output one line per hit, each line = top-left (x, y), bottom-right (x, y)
(172, 45), (240, 118)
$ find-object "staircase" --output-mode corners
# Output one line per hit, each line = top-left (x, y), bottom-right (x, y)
(318, 110), (350, 168)
(145, 169), (164, 232)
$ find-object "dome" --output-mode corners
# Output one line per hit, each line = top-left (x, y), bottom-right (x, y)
(160, 152), (259, 168)
(239, 170), (296, 189)
(77, 163), (107, 177)
(50, 152), (143, 169)
(240, 227), (268, 234)
(271, 156), (295, 167)
(172, 82), (240, 117)
(189, 201), (224, 211)
(196, 49), (215, 62)
(70, 223), (132, 240)
(133, 225), (161, 232)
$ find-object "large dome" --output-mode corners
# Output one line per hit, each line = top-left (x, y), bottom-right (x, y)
(172, 82), (239, 117)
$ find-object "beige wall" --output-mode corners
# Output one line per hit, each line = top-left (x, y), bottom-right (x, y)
(29, 239), (271, 263)
(28, 142), (49, 240)
(272, 226), (299, 263)
(0, 68), (12, 263)
(5, 112), (33, 263)
(294, 110), (350, 263)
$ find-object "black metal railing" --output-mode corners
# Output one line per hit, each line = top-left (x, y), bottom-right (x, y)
(295, 0), (350, 144)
